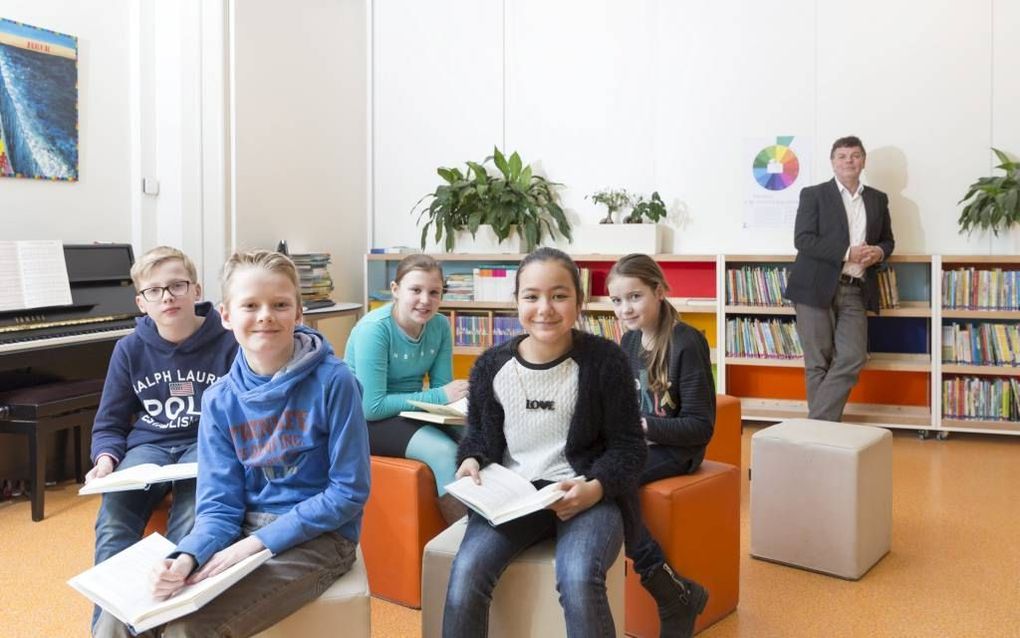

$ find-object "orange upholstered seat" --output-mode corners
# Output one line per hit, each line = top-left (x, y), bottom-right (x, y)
(143, 494), (172, 537)
(624, 460), (741, 636)
(360, 456), (447, 608)
(706, 394), (742, 467)
(624, 394), (742, 636)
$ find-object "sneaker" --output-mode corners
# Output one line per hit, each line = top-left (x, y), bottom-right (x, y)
(640, 562), (709, 638)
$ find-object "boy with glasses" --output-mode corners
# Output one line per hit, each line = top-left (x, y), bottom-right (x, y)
(85, 246), (238, 633)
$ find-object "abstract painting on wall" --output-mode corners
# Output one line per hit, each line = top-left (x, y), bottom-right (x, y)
(0, 18), (78, 181)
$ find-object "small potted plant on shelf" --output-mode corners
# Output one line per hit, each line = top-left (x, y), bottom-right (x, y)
(958, 148), (1020, 236)
(572, 189), (672, 254)
(413, 147), (571, 253)
(588, 188), (632, 224)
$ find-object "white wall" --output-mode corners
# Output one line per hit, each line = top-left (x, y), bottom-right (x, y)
(1, 1), (133, 245)
(231, 0), (368, 347)
(372, 0), (1020, 255)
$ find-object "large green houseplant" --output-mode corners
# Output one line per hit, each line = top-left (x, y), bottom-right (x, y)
(958, 148), (1020, 235)
(413, 147), (571, 252)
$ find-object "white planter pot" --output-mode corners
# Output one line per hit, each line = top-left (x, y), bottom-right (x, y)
(567, 224), (670, 255)
(427, 224), (522, 254)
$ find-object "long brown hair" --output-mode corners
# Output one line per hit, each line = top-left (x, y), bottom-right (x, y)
(513, 247), (585, 313)
(393, 254), (444, 286)
(608, 253), (676, 395)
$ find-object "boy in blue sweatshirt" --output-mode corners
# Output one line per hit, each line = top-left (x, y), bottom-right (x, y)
(94, 250), (370, 638)
(87, 246), (237, 631)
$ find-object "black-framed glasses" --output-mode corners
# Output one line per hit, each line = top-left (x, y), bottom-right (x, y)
(139, 280), (192, 302)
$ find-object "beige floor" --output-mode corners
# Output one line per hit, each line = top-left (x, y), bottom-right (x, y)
(2, 424), (1019, 637)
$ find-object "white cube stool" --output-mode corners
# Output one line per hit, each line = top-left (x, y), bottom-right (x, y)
(256, 546), (371, 638)
(421, 519), (625, 638)
(750, 419), (892, 580)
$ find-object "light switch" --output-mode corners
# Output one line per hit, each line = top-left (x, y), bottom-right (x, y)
(142, 178), (160, 195)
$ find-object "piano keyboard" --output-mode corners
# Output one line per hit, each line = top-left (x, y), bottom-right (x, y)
(0, 320), (136, 355)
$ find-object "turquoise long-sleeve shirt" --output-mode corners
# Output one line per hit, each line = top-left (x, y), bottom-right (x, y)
(343, 304), (453, 421)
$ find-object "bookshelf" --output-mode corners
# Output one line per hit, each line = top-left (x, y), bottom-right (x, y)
(363, 252), (1020, 438)
(721, 254), (934, 434)
(936, 256), (1020, 437)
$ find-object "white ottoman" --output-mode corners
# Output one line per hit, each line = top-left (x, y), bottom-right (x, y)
(421, 519), (625, 638)
(256, 546), (370, 638)
(750, 419), (892, 580)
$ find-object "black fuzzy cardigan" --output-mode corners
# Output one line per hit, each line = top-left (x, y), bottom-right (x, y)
(457, 330), (647, 500)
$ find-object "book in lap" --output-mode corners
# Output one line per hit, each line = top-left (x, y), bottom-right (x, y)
(68, 533), (271, 633)
(78, 462), (198, 495)
(401, 397), (468, 425)
(444, 463), (578, 526)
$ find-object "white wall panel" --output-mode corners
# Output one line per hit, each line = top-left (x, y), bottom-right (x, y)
(372, 0), (502, 249)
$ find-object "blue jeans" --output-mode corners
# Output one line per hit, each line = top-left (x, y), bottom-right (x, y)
(443, 499), (623, 638)
(91, 442), (198, 631)
(622, 445), (703, 578)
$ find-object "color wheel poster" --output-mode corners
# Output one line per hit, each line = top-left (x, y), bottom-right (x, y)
(742, 136), (810, 230)
(0, 18), (78, 181)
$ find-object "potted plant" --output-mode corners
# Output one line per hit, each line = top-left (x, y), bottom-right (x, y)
(413, 148), (571, 253)
(571, 189), (671, 254)
(958, 148), (1020, 235)
(588, 188), (632, 224)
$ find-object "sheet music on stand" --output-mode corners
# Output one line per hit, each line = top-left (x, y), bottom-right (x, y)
(0, 240), (74, 312)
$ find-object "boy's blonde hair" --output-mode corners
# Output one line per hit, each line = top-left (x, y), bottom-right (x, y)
(131, 246), (199, 290)
(221, 250), (302, 306)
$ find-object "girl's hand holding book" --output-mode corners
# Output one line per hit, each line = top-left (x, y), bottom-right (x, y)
(188, 535), (267, 585)
(443, 380), (469, 403)
(150, 554), (194, 600)
(455, 457), (481, 485)
(549, 478), (604, 521)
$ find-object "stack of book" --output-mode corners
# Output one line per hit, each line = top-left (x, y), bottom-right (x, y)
(473, 267), (517, 302)
(444, 273), (474, 301)
(942, 267), (1020, 310)
(454, 314), (491, 347)
(493, 314), (525, 345)
(726, 317), (803, 359)
(576, 314), (623, 343)
(290, 253), (333, 304)
(877, 268), (900, 309)
(943, 376), (1020, 422)
(942, 323), (1019, 365)
(725, 266), (791, 306)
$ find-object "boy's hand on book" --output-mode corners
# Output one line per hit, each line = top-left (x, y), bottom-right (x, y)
(443, 380), (469, 403)
(85, 455), (115, 483)
(188, 536), (267, 585)
(549, 479), (604, 521)
(150, 555), (194, 600)
(455, 458), (481, 484)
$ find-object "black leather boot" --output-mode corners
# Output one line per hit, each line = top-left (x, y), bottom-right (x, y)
(640, 562), (709, 638)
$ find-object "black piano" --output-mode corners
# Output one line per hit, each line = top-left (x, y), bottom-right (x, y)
(0, 244), (139, 503)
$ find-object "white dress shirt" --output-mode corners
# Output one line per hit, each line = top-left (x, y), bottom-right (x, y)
(838, 179), (867, 279)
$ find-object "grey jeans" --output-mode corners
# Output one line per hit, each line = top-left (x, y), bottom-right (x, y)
(795, 282), (868, 422)
(93, 512), (357, 638)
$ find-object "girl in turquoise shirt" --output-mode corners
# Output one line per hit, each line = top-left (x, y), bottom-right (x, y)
(344, 255), (468, 522)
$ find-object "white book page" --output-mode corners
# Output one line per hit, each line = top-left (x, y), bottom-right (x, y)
(78, 462), (198, 495)
(407, 396), (468, 417)
(0, 241), (26, 312)
(444, 463), (538, 519)
(17, 240), (72, 309)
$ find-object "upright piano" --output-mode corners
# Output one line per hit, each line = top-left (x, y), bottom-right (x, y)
(0, 244), (139, 484)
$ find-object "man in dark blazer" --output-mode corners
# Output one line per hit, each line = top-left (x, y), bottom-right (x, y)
(784, 136), (895, 422)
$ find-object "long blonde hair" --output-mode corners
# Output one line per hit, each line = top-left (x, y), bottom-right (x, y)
(608, 253), (676, 395)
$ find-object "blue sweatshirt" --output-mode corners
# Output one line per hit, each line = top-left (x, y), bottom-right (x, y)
(90, 302), (238, 463)
(343, 303), (453, 420)
(175, 326), (370, 566)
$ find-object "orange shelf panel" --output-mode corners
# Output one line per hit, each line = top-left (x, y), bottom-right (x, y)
(726, 366), (929, 407)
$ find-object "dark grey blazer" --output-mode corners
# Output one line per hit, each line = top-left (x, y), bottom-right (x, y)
(784, 178), (895, 313)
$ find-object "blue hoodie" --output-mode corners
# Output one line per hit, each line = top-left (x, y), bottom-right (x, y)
(175, 325), (370, 566)
(90, 302), (239, 463)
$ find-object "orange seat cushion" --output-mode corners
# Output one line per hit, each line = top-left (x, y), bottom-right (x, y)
(625, 460), (741, 636)
(705, 394), (742, 467)
(360, 456), (446, 608)
(143, 493), (173, 537)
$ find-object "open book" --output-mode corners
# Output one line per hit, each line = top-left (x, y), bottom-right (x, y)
(68, 533), (271, 633)
(79, 462), (198, 495)
(401, 397), (468, 425)
(444, 463), (578, 526)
